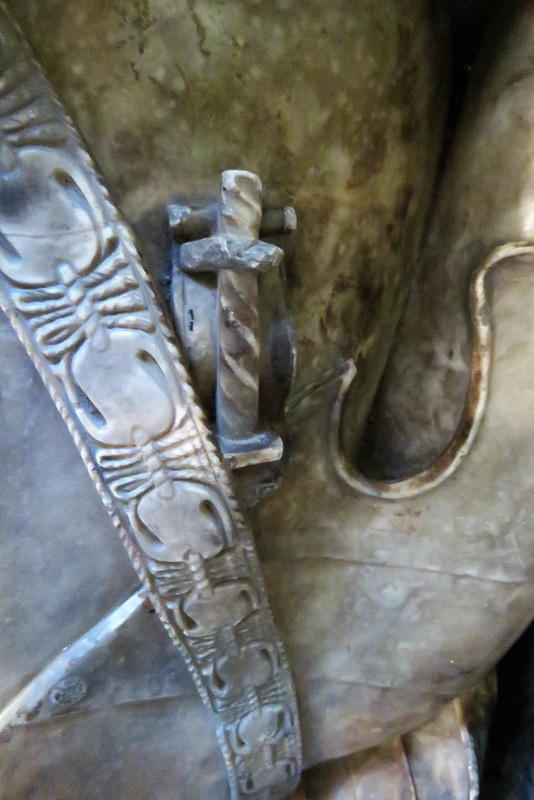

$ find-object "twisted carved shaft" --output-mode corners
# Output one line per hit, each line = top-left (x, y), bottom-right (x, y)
(217, 171), (262, 443)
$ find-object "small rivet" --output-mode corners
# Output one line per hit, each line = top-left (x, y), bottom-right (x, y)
(49, 675), (88, 707)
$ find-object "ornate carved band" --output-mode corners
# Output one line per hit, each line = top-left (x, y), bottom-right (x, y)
(0, 6), (301, 798)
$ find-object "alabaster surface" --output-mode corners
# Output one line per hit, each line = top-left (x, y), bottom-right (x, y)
(4, 1), (521, 798)
(256, 0), (534, 762)
(366, 0), (534, 475)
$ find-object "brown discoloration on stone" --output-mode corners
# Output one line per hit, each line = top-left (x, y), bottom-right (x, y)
(114, 1), (156, 57)
(5, 1), (448, 453)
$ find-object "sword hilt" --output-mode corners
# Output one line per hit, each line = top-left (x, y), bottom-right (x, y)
(180, 171), (284, 469)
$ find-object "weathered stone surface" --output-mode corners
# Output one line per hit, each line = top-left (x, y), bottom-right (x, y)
(6, 0), (448, 445)
(0, 696), (228, 800)
(0, 0), (451, 796)
(253, 0), (534, 767)
(362, 0), (534, 478)
(254, 252), (534, 764)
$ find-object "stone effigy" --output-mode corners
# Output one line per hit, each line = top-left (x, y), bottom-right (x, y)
(2, 0), (534, 798)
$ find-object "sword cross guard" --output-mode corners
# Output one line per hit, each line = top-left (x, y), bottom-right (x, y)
(179, 170), (290, 469)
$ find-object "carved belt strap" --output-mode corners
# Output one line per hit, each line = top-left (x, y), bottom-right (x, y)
(0, 6), (301, 798)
